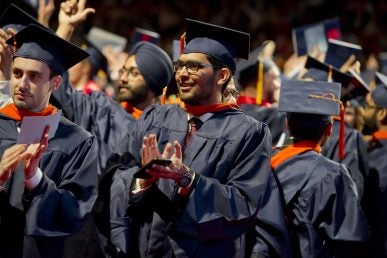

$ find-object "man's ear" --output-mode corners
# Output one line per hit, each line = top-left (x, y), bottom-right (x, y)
(325, 122), (333, 137)
(50, 75), (62, 91)
(216, 67), (231, 87)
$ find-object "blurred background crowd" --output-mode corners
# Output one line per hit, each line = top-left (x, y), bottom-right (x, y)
(2, 0), (387, 69)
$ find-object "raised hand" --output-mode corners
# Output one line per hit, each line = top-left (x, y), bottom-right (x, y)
(56, 0), (95, 40)
(24, 125), (50, 180)
(0, 28), (16, 81)
(58, 0), (95, 26)
(0, 144), (27, 186)
(38, 0), (56, 28)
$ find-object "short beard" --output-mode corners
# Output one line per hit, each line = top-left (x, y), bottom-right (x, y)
(117, 84), (148, 106)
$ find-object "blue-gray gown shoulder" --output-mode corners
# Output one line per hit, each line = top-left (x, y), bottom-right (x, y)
(273, 151), (370, 258)
(109, 104), (290, 258)
(51, 73), (136, 175)
(363, 138), (387, 258)
(0, 114), (98, 258)
(239, 104), (286, 146)
(321, 121), (369, 201)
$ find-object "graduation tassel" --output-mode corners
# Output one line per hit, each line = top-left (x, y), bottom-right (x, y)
(160, 86), (167, 105)
(256, 60), (263, 105)
(327, 65), (333, 83)
(339, 102), (345, 160)
(180, 32), (186, 55)
(12, 37), (17, 55)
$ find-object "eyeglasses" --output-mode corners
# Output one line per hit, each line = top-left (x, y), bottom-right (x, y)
(174, 60), (215, 74)
(118, 67), (142, 80)
(223, 89), (240, 99)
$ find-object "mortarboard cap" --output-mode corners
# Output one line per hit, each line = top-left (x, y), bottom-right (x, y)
(372, 72), (387, 108)
(292, 17), (341, 56)
(86, 26), (127, 53)
(324, 38), (362, 69)
(131, 27), (160, 46)
(7, 24), (89, 75)
(278, 79), (341, 116)
(0, 4), (42, 32)
(183, 18), (250, 73)
(82, 40), (108, 75)
(303, 56), (370, 101)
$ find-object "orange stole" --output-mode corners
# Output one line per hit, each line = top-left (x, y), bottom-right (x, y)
(271, 141), (321, 169)
(372, 131), (387, 141)
(120, 102), (143, 120)
(179, 101), (239, 116)
(0, 103), (57, 121)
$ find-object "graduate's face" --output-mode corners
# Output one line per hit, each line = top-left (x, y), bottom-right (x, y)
(176, 53), (222, 106)
(364, 93), (379, 130)
(263, 66), (281, 105)
(11, 57), (58, 112)
(117, 55), (148, 105)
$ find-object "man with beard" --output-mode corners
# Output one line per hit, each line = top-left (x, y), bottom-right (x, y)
(117, 41), (173, 119)
(362, 72), (387, 258)
(108, 18), (290, 258)
(51, 41), (173, 257)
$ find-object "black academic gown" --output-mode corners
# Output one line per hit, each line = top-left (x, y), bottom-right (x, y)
(0, 114), (98, 258)
(321, 121), (369, 201)
(109, 104), (290, 258)
(51, 75), (136, 257)
(363, 138), (387, 258)
(239, 104), (286, 146)
(51, 74), (136, 175)
(273, 151), (370, 258)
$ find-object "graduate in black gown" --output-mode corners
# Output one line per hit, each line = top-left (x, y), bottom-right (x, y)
(362, 72), (387, 258)
(302, 56), (370, 200)
(272, 79), (370, 257)
(235, 47), (286, 146)
(0, 24), (98, 258)
(53, 41), (174, 258)
(109, 19), (290, 258)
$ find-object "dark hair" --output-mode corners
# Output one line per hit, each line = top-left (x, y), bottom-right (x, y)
(206, 55), (232, 92)
(287, 112), (332, 142)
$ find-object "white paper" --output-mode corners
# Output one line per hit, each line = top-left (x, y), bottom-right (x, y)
(17, 110), (62, 144)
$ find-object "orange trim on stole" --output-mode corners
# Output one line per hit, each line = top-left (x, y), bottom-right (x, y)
(271, 141), (321, 169)
(0, 103), (57, 121)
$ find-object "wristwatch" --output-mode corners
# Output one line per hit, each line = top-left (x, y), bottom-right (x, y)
(178, 170), (194, 188)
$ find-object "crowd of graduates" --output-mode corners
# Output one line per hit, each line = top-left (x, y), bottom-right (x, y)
(0, 0), (386, 258)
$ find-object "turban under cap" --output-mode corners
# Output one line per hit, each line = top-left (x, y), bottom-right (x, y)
(129, 41), (173, 96)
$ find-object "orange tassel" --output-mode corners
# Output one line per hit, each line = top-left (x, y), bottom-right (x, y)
(180, 32), (186, 55)
(160, 86), (167, 105)
(256, 60), (263, 105)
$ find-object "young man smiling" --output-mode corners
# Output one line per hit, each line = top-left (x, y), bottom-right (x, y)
(109, 19), (290, 258)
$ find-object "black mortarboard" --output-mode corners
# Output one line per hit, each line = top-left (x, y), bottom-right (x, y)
(183, 18), (250, 73)
(0, 4), (41, 32)
(7, 24), (89, 75)
(324, 38), (362, 69)
(303, 56), (369, 101)
(372, 72), (387, 108)
(83, 40), (108, 75)
(131, 27), (160, 46)
(278, 80), (341, 116)
(235, 46), (277, 85)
